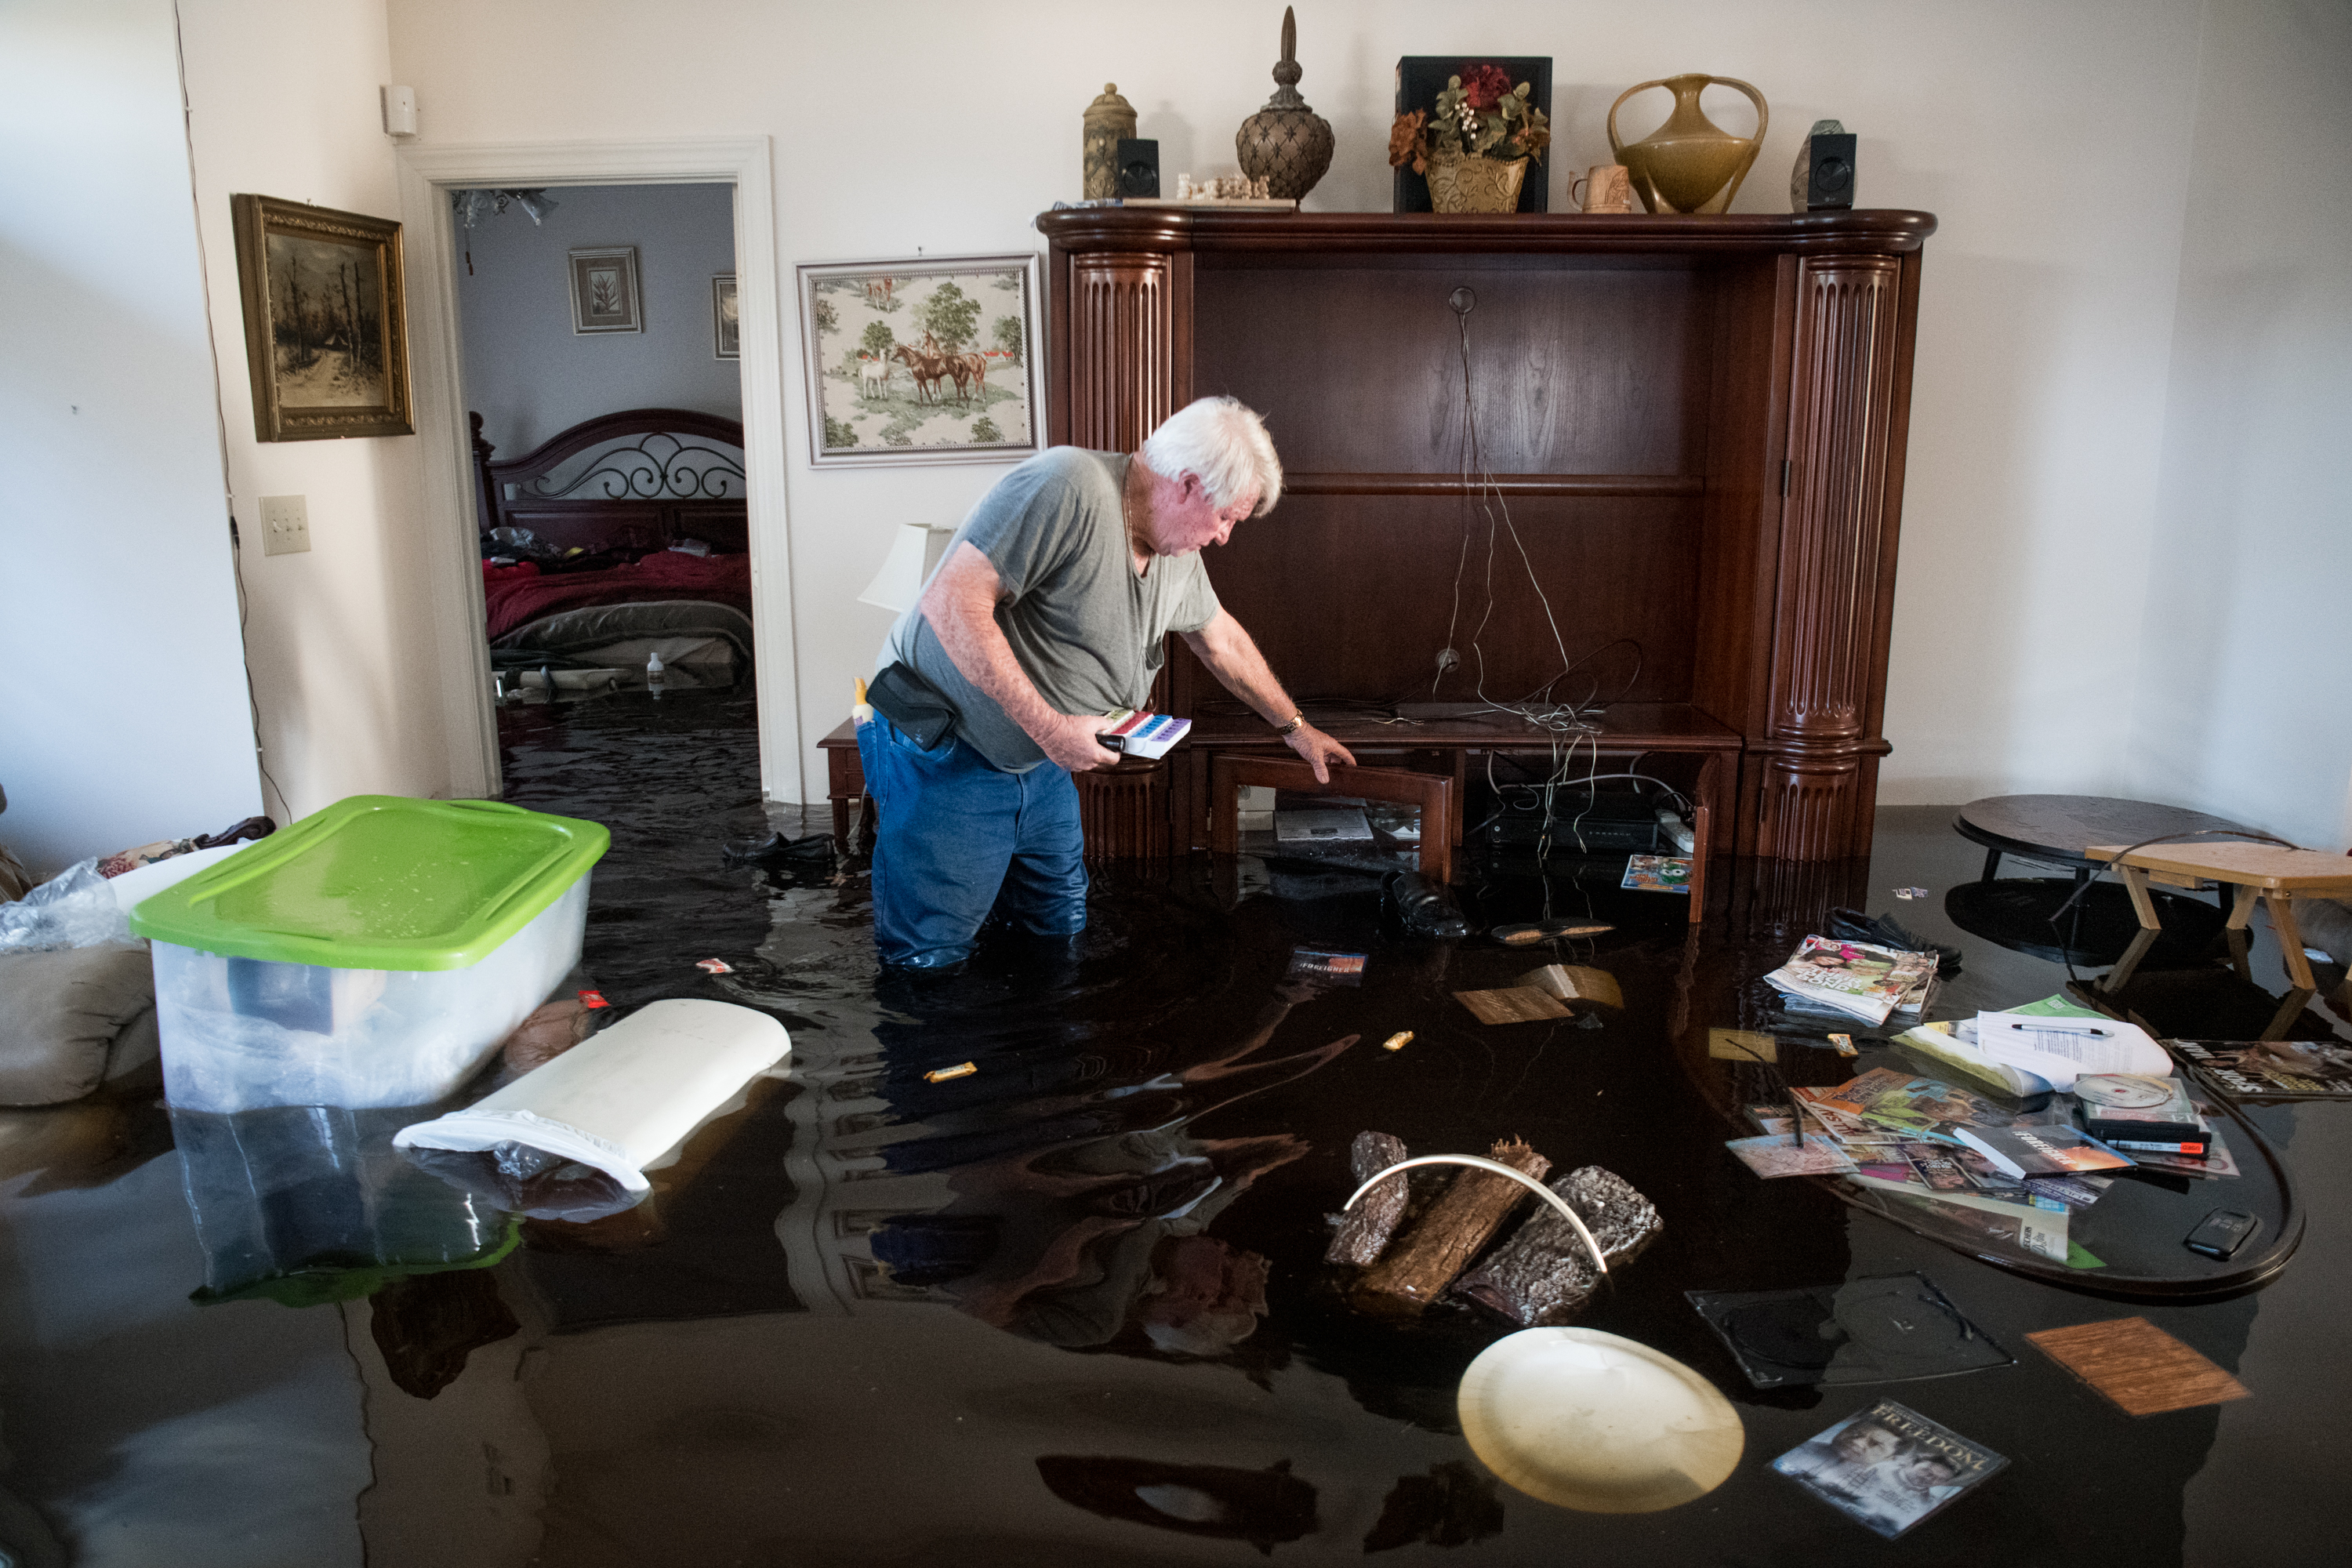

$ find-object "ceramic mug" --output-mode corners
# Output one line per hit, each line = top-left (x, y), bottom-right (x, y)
(1572, 164), (1633, 213)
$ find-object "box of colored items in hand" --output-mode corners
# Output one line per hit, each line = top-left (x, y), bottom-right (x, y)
(1100, 709), (1192, 759)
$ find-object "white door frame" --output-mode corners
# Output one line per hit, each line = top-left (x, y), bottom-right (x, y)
(394, 136), (803, 803)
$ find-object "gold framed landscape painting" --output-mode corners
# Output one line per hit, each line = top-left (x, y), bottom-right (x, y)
(797, 252), (1042, 467)
(230, 194), (412, 441)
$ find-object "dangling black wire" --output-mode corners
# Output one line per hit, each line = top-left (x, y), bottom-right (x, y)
(2051, 826), (2301, 994)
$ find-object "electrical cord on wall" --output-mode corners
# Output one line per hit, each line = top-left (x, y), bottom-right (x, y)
(172, 0), (289, 826)
(227, 517), (292, 824)
(1430, 285), (1642, 731)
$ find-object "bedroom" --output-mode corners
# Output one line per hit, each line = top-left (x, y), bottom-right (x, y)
(2, 1), (2350, 1563)
(456, 181), (757, 721)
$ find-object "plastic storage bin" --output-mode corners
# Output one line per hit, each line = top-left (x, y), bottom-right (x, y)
(129, 796), (608, 1112)
(172, 1104), (518, 1306)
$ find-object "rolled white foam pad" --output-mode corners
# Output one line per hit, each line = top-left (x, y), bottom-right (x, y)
(393, 997), (789, 1192)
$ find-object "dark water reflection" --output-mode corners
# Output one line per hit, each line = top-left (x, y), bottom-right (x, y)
(4, 684), (2350, 1566)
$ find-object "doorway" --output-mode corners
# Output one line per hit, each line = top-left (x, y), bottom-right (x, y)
(456, 183), (752, 743)
(395, 140), (800, 806)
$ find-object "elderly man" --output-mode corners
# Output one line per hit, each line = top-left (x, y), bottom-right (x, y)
(858, 396), (1352, 969)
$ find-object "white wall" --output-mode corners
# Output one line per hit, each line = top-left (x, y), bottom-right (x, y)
(0, 0), (261, 873)
(456, 182), (742, 457)
(178, 0), (450, 824)
(45, 0), (2303, 826)
(2130, 0), (2352, 851)
(386, 0), (2230, 808)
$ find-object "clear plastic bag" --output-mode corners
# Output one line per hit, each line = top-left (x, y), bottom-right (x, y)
(0, 858), (134, 952)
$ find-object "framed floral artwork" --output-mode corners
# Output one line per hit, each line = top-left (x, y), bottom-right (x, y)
(797, 252), (1042, 467)
(230, 194), (413, 441)
(568, 246), (642, 334)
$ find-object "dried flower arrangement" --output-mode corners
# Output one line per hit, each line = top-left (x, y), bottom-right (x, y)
(1388, 64), (1552, 173)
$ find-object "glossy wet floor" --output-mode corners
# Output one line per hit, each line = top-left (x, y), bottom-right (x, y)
(3, 684), (2348, 1566)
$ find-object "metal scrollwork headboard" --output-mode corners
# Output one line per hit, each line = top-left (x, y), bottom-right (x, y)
(472, 407), (750, 555)
(526, 430), (745, 502)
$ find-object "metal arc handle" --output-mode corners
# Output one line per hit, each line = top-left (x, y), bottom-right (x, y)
(1342, 1153), (1608, 1276)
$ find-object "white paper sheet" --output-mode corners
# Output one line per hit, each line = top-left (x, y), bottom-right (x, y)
(1972, 1011), (2170, 1092)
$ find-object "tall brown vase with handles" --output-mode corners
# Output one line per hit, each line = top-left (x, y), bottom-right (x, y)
(1607, 74), (1769, 215)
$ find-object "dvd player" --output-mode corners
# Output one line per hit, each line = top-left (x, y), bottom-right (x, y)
(1479, 793), (1664, 856)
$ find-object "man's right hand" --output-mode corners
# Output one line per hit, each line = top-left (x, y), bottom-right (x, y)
(1040, 712), (1123, 773)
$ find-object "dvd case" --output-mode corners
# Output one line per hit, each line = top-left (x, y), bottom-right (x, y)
(1772, 1399), (2007, 1537)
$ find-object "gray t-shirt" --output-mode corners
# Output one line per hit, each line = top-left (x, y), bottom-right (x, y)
(883, 448), (1220, 771)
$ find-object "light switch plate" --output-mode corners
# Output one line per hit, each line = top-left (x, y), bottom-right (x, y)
(260, 494), (310, 556)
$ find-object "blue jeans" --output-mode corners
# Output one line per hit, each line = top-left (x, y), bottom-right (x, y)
(856, 715), (1088, 967)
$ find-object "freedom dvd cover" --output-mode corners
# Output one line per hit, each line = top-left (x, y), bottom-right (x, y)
(1772, 1399), (2007, 1538)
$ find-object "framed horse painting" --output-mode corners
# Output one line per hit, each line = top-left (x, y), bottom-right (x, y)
(797, 252), (1044, 468)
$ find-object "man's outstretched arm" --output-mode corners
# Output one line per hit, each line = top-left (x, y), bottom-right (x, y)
(1181, 608), (1355, 784)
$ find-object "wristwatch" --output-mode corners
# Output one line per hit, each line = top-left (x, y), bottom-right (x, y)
(1275, 711), (1306, 737)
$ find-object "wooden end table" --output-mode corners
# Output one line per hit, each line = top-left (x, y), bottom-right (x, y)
(2087, 840), (2352, 1036)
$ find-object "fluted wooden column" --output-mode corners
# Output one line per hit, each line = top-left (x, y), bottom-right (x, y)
(1754, 256), (1903, 859)
(1060, 249), (1178, 861)
(1076, 760), (1171, 863)
(1065, 251), (1174, 452)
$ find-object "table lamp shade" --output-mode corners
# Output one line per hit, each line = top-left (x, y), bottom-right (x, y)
(857, 524), (959, 614)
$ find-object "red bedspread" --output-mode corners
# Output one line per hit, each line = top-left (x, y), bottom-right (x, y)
(483, 551), (752, 641)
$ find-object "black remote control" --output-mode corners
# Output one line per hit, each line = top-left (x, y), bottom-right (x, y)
(2183, 1209), (2261, 1260)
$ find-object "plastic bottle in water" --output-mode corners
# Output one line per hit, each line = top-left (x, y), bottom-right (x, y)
(646, 649), (666, 699)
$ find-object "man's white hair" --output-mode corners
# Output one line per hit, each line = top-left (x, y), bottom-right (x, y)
(1140, 396), (1283, 516)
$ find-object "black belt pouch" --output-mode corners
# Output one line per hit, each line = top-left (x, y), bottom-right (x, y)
(866, 662), (958, 750)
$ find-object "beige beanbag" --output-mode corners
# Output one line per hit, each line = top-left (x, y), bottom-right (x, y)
(0, 946), (161, 1105)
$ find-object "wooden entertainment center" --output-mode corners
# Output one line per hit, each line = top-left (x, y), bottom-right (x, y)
(1036, 206), (1936, 866)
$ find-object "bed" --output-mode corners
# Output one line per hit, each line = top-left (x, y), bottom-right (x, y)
(472, 408), (755, 688)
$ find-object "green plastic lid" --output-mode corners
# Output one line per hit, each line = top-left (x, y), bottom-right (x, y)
(128, 796), (609, 971)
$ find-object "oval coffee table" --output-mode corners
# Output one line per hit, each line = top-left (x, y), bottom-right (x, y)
(1955, 794), (2256, 884)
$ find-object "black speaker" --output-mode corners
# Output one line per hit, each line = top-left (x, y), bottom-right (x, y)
(1115, 138), (1160, 199)
(1806, 132), (1857, 210)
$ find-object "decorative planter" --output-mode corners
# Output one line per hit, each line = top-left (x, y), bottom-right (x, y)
(1425, 153), (1529, 215)
(1609, 73), (1769, 215)
(1235, 5), (1334, 201)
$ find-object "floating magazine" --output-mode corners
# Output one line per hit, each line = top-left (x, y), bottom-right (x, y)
(1621, 855), (1692, 894)
(2172, 1039), (2352, 1102)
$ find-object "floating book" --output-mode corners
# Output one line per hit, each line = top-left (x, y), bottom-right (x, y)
(1099, 708), (1192, 759)
(1951, 1120), (2135, 1179)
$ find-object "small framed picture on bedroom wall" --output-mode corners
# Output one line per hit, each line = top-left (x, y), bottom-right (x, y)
(713, 274), (739, 360)
(230, 193), (413, 441)
(568, 246), (643, 334)
(797, 252), (1042, 467)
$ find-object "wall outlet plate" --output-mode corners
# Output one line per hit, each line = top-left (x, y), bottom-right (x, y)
(260, 494), (310, 556)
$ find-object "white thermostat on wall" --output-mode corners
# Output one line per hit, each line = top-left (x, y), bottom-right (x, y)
(381, 85), (417, 138)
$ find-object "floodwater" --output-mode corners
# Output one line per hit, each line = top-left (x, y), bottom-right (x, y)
(2, 682), (2349, 1566)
